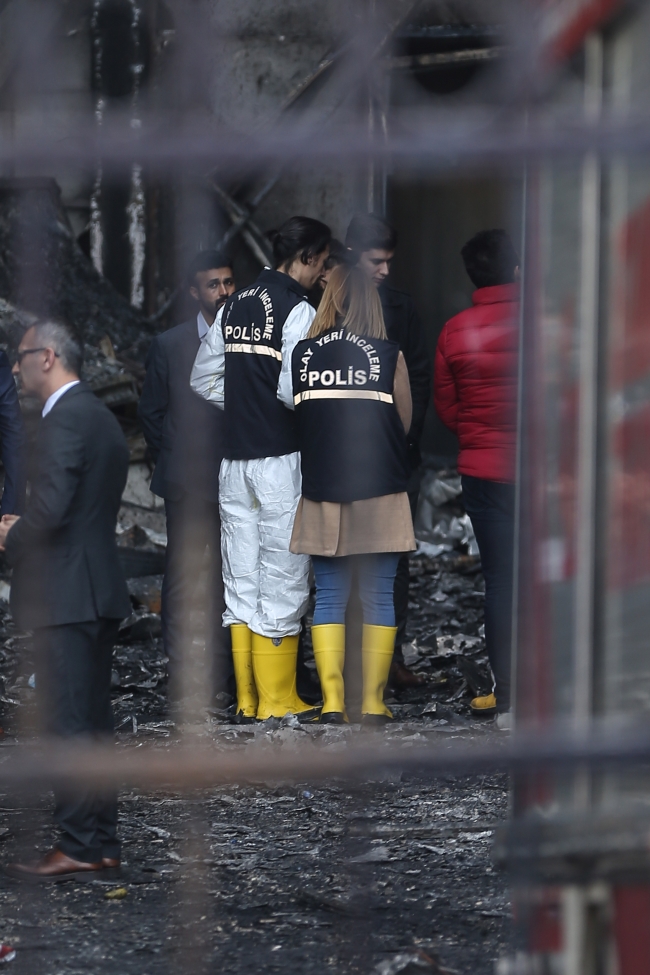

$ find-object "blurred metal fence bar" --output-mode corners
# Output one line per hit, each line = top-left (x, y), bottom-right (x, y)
(1, 721), (650, 791)
(5, 116), (650, 170)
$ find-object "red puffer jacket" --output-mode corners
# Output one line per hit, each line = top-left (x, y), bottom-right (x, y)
(434, 283), (519, 483)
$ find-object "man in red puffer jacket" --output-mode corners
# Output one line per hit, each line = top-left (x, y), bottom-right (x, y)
(434, 229), (519, 727)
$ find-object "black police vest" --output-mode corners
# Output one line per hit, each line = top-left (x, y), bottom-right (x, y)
(292, 327), (409, 503)
(222, 269), (306, 460)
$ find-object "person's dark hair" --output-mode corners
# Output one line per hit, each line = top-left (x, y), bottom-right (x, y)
(345, 213), (398, 256)
(461, 230), (519, 289)
(29, 320), (83, 376)
(324, 238), (348, 271)
(186, 249), (232, 287)
(269, 216), (331, 270)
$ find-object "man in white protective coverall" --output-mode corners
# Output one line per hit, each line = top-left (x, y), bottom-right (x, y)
(191, 216), (331, 721)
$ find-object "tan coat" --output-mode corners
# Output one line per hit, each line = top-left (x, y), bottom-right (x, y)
(290, 352), (417, 557)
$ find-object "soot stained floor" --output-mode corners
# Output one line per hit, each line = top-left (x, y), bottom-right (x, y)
(0, 553), (512, 975)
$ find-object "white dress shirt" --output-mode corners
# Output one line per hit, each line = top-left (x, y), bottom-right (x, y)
(190, 300), (315, 411)
(197, 310), (210, 341)
(190, 305), (226, 406)
(42, 380), (81, 418)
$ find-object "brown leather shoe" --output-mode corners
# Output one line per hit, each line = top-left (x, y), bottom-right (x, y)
(389, 660), (426, 689)
(5, 848), (102, 882)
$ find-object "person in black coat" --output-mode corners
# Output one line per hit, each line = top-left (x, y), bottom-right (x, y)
(345, 214), (431, 689)
(0, 320), (131, 881)
(0, 349), (26, 516)
(138, 251), (236, 701)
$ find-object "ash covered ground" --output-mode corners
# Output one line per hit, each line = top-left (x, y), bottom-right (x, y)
(0, 551), (513, 974)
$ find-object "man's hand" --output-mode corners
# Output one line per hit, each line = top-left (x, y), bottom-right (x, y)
(0, 514), (20, 551)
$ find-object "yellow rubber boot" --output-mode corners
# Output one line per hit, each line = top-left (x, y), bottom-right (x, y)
(252, 633), (316, 720)
(311, 624), (346, 724)
(231, 624), (258, 722)
(361, 624), (396, 723)
(470, 692), (497, 715)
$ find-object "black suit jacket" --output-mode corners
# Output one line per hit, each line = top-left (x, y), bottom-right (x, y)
(5, 382), (131, 630)
(138, 319), (224, 503)
(379, 283), (431, 468)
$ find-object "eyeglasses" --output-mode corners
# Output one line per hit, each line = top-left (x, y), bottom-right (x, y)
(13, 348), (60, 364)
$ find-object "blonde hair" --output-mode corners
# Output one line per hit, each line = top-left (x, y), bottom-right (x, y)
(308, 264), (387, 340)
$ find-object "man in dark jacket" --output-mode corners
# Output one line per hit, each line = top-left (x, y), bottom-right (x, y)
(346, 214), (431, 688)
(435, 230), (520, 728)
(0, 350), (26, 516)
(138, 251), (236, 701)
(0, 320), (131, 880)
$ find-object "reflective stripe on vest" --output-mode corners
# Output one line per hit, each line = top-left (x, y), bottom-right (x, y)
(293, 389), (393, 405)
(225, 342), (282, 361)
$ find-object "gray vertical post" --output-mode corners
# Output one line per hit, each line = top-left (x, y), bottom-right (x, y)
(573, 32), (603, 806)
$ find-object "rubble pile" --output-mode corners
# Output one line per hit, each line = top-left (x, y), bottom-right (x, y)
(415, 470), (479, 559)
(0, 297), (34, 349)
(390, 556), (493, 716)
(84, 341), (142, 412)
(0, 179), (150, 353)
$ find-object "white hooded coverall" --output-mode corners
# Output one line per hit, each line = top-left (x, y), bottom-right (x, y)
(190, 298), (313, 638)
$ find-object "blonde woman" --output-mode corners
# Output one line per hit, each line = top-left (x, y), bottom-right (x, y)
(290, 265), (416, 725)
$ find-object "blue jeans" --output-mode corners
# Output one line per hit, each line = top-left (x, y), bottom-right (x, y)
(311, 554), (401, 627)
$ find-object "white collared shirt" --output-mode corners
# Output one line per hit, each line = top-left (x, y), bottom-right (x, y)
(190, 306), (225, 407)
(197, 311), (210, 341)
(42, 380), (81, 418)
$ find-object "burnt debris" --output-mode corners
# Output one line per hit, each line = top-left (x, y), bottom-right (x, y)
(0, 178), (151, 352)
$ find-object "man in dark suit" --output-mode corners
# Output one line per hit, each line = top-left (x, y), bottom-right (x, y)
(0, 350), (26, 516)
(138, 251), (236, 701)
(346, 214), (431, 689)
(0, 319), (131, 880)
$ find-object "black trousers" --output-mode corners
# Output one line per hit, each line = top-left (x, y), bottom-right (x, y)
(461, 474), (515, 712)
(35, 619), (121, 864)
(162, 492), (233, 697)
(393, 468), (421, 661)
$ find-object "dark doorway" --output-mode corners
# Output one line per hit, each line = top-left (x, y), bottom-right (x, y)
(387, 173), (523, 463)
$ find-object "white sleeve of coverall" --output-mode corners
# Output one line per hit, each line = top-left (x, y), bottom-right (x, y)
(277, 301), (316, 409)
(190, 305), (225, 409)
